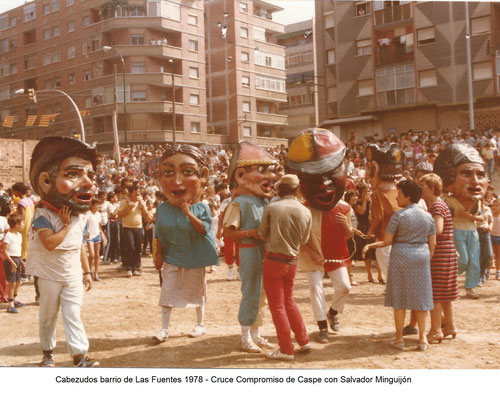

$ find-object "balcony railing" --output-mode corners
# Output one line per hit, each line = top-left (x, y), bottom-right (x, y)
(374, 3), (412, 25)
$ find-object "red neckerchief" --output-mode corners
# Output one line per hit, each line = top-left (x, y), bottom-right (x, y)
(39, 200), (61, 213)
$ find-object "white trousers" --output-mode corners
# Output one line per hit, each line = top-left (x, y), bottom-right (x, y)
(38, 277), (89, 357)
(306, 267), (351, 322)
(375, 245), (391, 279)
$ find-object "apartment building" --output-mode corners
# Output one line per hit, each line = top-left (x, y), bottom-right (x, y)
(277, 19), (316, 140)
(315, 1), (500, 141)
(205, 0), (288, 146)
(0, 0), (208, 148)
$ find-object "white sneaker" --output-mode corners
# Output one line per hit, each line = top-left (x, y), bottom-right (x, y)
(126, 271), (133, 278)
(226, 267), (235, 280)
(189, 324), (205, 338)
(266, 348), (294, 361)
(152, 329), (168, 344)
(253, 336), (274, 349)
(133, 270), (142, 276)
(240, 338), (262, 353)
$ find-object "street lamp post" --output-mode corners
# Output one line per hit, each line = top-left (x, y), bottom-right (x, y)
(15, 88), (86, 142)
(168, 59), (176, 145)
(103, 46), (128, 144)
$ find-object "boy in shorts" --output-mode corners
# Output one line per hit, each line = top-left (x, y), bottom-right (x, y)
(2, 213), (25, 313)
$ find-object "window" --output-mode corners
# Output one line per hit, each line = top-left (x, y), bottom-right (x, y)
(10, 40), (16, 50)
(356, 39), (372, 56)
(243, 126), (251, 137)
(188, 40), (198, 51)
(327, 87), (337, 102)
(0, 39), (7, 53)
(240, 27), (249, 39)
(191, 122), (200, 133)
(419, 69), (437, 87)
(132, 91), (146, 102)
(325, 13), (335, 29)
(10, 64), (17, 75)
(255, 74), (286, 92)
(473, 61), (492, 80)
(358, 79), (374, 96)
(53, 26), (60, 37)
(82, 15), (90, 27)
(471, 16), (490, 35)
(242, 101), (250, 112)
(376, 64), (415, 106)
(24, 4), (36, 22)
(255, 50), (285, 68)
(240, 2), (248, 13)
(190, 94), (200, 105)
(163, 1), (181, 20)
(43, 29), (51, 40)
(54, 77), (62, 88)
(131, 35), (145, 45)
(24, 56), (36, 70)
(417, 27), (435, 45)
(241, 51), (249, 62)
(327, 49), (335, 65)
(253, 26), (265, 41)
(53, 51), (61, 62)
(355, 2), (371, 17)
(84, 70), (91, 81)
(52, 0), (59, 11)
(260, 105), (270, 113)
(0, 62), (8, 77)
(0, 15), (7, 31)
(67, 0), (74, 6)
(69, 73), (76, 84)
(131, 62), (145, 73)
(43, 4), (51, 15)
(43, 54), (52, 65)
(130, 7), (144, 17)
(10, 17), (17, 27)
(68, 21), (74, 32)
(189, 67), (199, 79)
(45, 79), (52, 90)
(242, 75), (250, 87)
(188, 14), (197, 25)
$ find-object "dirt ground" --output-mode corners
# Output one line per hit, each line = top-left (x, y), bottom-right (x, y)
(1, 171), (500, 370)
(0, 255), (499, 369)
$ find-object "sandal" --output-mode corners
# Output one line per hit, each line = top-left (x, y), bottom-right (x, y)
(426, 332), (443, 344)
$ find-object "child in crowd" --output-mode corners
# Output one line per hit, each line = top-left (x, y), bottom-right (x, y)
(86, 199), (105, 281)
(2, 213), (25, 313)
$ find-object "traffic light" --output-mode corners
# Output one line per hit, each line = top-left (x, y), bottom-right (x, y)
(27, 88), (37, 103)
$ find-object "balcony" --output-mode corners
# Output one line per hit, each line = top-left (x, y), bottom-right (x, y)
(374, 3), (412, 26)
(86, 16), (182, 34)
(87, 129), (184, 144)
(253, 15), (285, 34)
(255, 112), (287, 125)
(115, 44), (182, 60)
(118, 101), (184, 114)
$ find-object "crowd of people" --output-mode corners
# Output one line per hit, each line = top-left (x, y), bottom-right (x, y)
(0, 125), (499, 366)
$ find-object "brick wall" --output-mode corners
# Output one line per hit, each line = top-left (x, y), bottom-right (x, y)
(0, 139), (38, 189)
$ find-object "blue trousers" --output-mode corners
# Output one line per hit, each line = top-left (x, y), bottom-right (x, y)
(454, 228), (480, 289)
(238, 245), (266, 327)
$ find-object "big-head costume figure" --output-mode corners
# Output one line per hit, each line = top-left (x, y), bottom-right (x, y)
(365, 143), (403, 281)
(286, 128), (353, 343)
(222, 141), (277, 353)
(434, 143), (488, 299)
(25, 136), (99, 367)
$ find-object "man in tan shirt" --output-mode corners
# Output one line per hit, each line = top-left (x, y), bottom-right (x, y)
(258, 174), (312, 360)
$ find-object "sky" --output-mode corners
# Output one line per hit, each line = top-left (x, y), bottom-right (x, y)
(0, 0), (315, 24)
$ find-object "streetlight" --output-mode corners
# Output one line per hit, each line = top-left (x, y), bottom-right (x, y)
(15, 88), (86, 142)
(168, 59), (176, 145)
(103, 46), (128, 144)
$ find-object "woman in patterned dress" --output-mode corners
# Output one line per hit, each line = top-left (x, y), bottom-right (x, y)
(152, 145), (219, 343)
(364, 180), (436, 351)
(420, 173), (459, 342)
